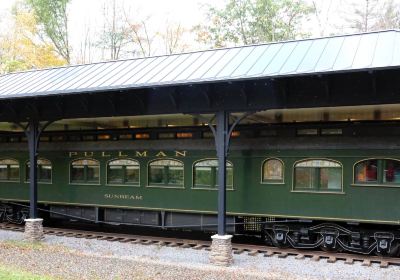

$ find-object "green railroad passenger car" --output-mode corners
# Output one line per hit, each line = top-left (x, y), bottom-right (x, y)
(0, 122), (399, 256)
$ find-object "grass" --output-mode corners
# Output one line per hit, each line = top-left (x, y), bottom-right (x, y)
(1, 239), (46, 250)
(1, 239), (69, 253)
(0, 241), (60, 279)
(0, 264), (55, 280)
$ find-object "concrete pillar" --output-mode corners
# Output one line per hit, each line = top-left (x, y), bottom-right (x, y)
(210, 234), (233, 266)
(24, 218), (44, 241)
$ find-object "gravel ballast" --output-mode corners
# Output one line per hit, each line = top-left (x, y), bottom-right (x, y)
(0, 229), (398, 280)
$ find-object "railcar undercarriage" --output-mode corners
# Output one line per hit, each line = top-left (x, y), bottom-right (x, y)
(264, 222), (400, 257)
(1, 202), (399, 257)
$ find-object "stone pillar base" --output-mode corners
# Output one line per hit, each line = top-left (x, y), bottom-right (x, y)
(210, 234), (233, 266)
(24, 218), (44, 241)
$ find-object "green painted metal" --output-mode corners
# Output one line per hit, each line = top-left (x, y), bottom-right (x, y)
(0, 148), (399, 225)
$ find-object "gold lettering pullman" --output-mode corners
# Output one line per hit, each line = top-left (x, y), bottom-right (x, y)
(136, 151), (147, 157)
(69, 150), (187, 158)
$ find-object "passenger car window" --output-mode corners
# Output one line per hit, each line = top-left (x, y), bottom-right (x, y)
(262, 158), (284, 184)
(294, 159), (342, 192)
(26, 158), (52, 183)
(354, 159), (400, 185)
(0, 159), (19, 182)
(107, 159), (139, 186)
(383, 159), (400, 184)
(148, 159), (183, 187)
(193, 159), (233, 189)
(354, 159), (378, 183)
(70, 159), (100, 184)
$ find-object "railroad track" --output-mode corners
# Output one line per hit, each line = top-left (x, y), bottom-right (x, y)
(1, 223), (399, 268)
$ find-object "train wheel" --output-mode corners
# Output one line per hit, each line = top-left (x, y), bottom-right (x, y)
(376, 241), (400, 257)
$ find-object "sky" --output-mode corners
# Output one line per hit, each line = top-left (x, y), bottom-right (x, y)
(0, 0), (222, 61)
(0, 0), (393, 63)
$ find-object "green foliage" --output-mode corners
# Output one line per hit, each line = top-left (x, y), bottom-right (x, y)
(197, 0), (314, 47)
(26, 0), (70, 63)
(0, 2), (67, 74)
(0, 264), (54, 280)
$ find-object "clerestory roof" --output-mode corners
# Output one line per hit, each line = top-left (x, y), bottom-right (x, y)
(0, 29), (399, 100)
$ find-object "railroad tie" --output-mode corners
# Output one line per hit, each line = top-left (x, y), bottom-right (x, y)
(327, 256), (337, 263)
(278, 252), (288, 258)
(362, 259), (371, 267)
(311, 255), (320, 262)
(85, 235), (97, 239)
(234, 249), (245, 255)
(344, 258), (354, 265)
(119, 238), (132, 243)
(167, 242), (178, 247)
(295, 254), (305, 260)
(106, 237), (119, 242)
(380, 261), (389, 268)
(141, 240), (153, 245)
(130, 239), (141, 244)
(264, 251), (275, 257)
(192, 244), (203, 250)
(97, 236), (109, 240)
(248, 250), (259, 256)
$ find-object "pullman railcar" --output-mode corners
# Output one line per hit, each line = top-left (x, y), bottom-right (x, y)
(0, 121), (399, 256)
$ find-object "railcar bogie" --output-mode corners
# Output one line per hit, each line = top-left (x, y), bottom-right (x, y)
(264, 222), (400, 257)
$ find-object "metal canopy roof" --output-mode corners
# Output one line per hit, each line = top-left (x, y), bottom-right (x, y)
(0, 30), (399, 100)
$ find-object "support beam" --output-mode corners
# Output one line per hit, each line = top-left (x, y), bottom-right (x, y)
(14, 119), (55, 241)
(216, 111), (228, 235)
(27, 120), (39, 219)
(208, 111), (252, 266)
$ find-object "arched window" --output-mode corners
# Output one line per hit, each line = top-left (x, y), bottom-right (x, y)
(70, 159), (100, 184)
(262, 158), (283, 184)
(0, 159), (19, 182)
(107, 159), (139, 186)
(193, 159), (233, 189)
(148, 159), (183, 187)
(26, 158), (52, 183)
(354, 158), (400, 185)
(294, 159), (342, 192)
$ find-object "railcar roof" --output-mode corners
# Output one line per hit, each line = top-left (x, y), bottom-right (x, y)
(0, 30), (399, 100)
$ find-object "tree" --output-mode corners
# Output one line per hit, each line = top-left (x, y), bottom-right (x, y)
(124, 14), (155, 57)
(160, 21), (190, 54)
(347, 0), (380, 32)
(196, 0), (313, 47)
(0, 3), (65, 73)
(374, 0), (400, 30)
(76, 23), (93, 64)
(311, 0), (334, 36)
(26, 0), (71, 63)
(96, 0), (130, 60)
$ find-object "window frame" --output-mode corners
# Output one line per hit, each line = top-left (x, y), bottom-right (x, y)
(352, 157), (400, 188)
(147, 158), (184, 189)
(69, 158), (100, 185)
(106, 158), (140, 187)
(192, 158), (234, 190)
(25, 158), (53, 184)
(0, 158), (20, 183)
(260, 158), (284, 185)
(292, 158), (344, 194)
